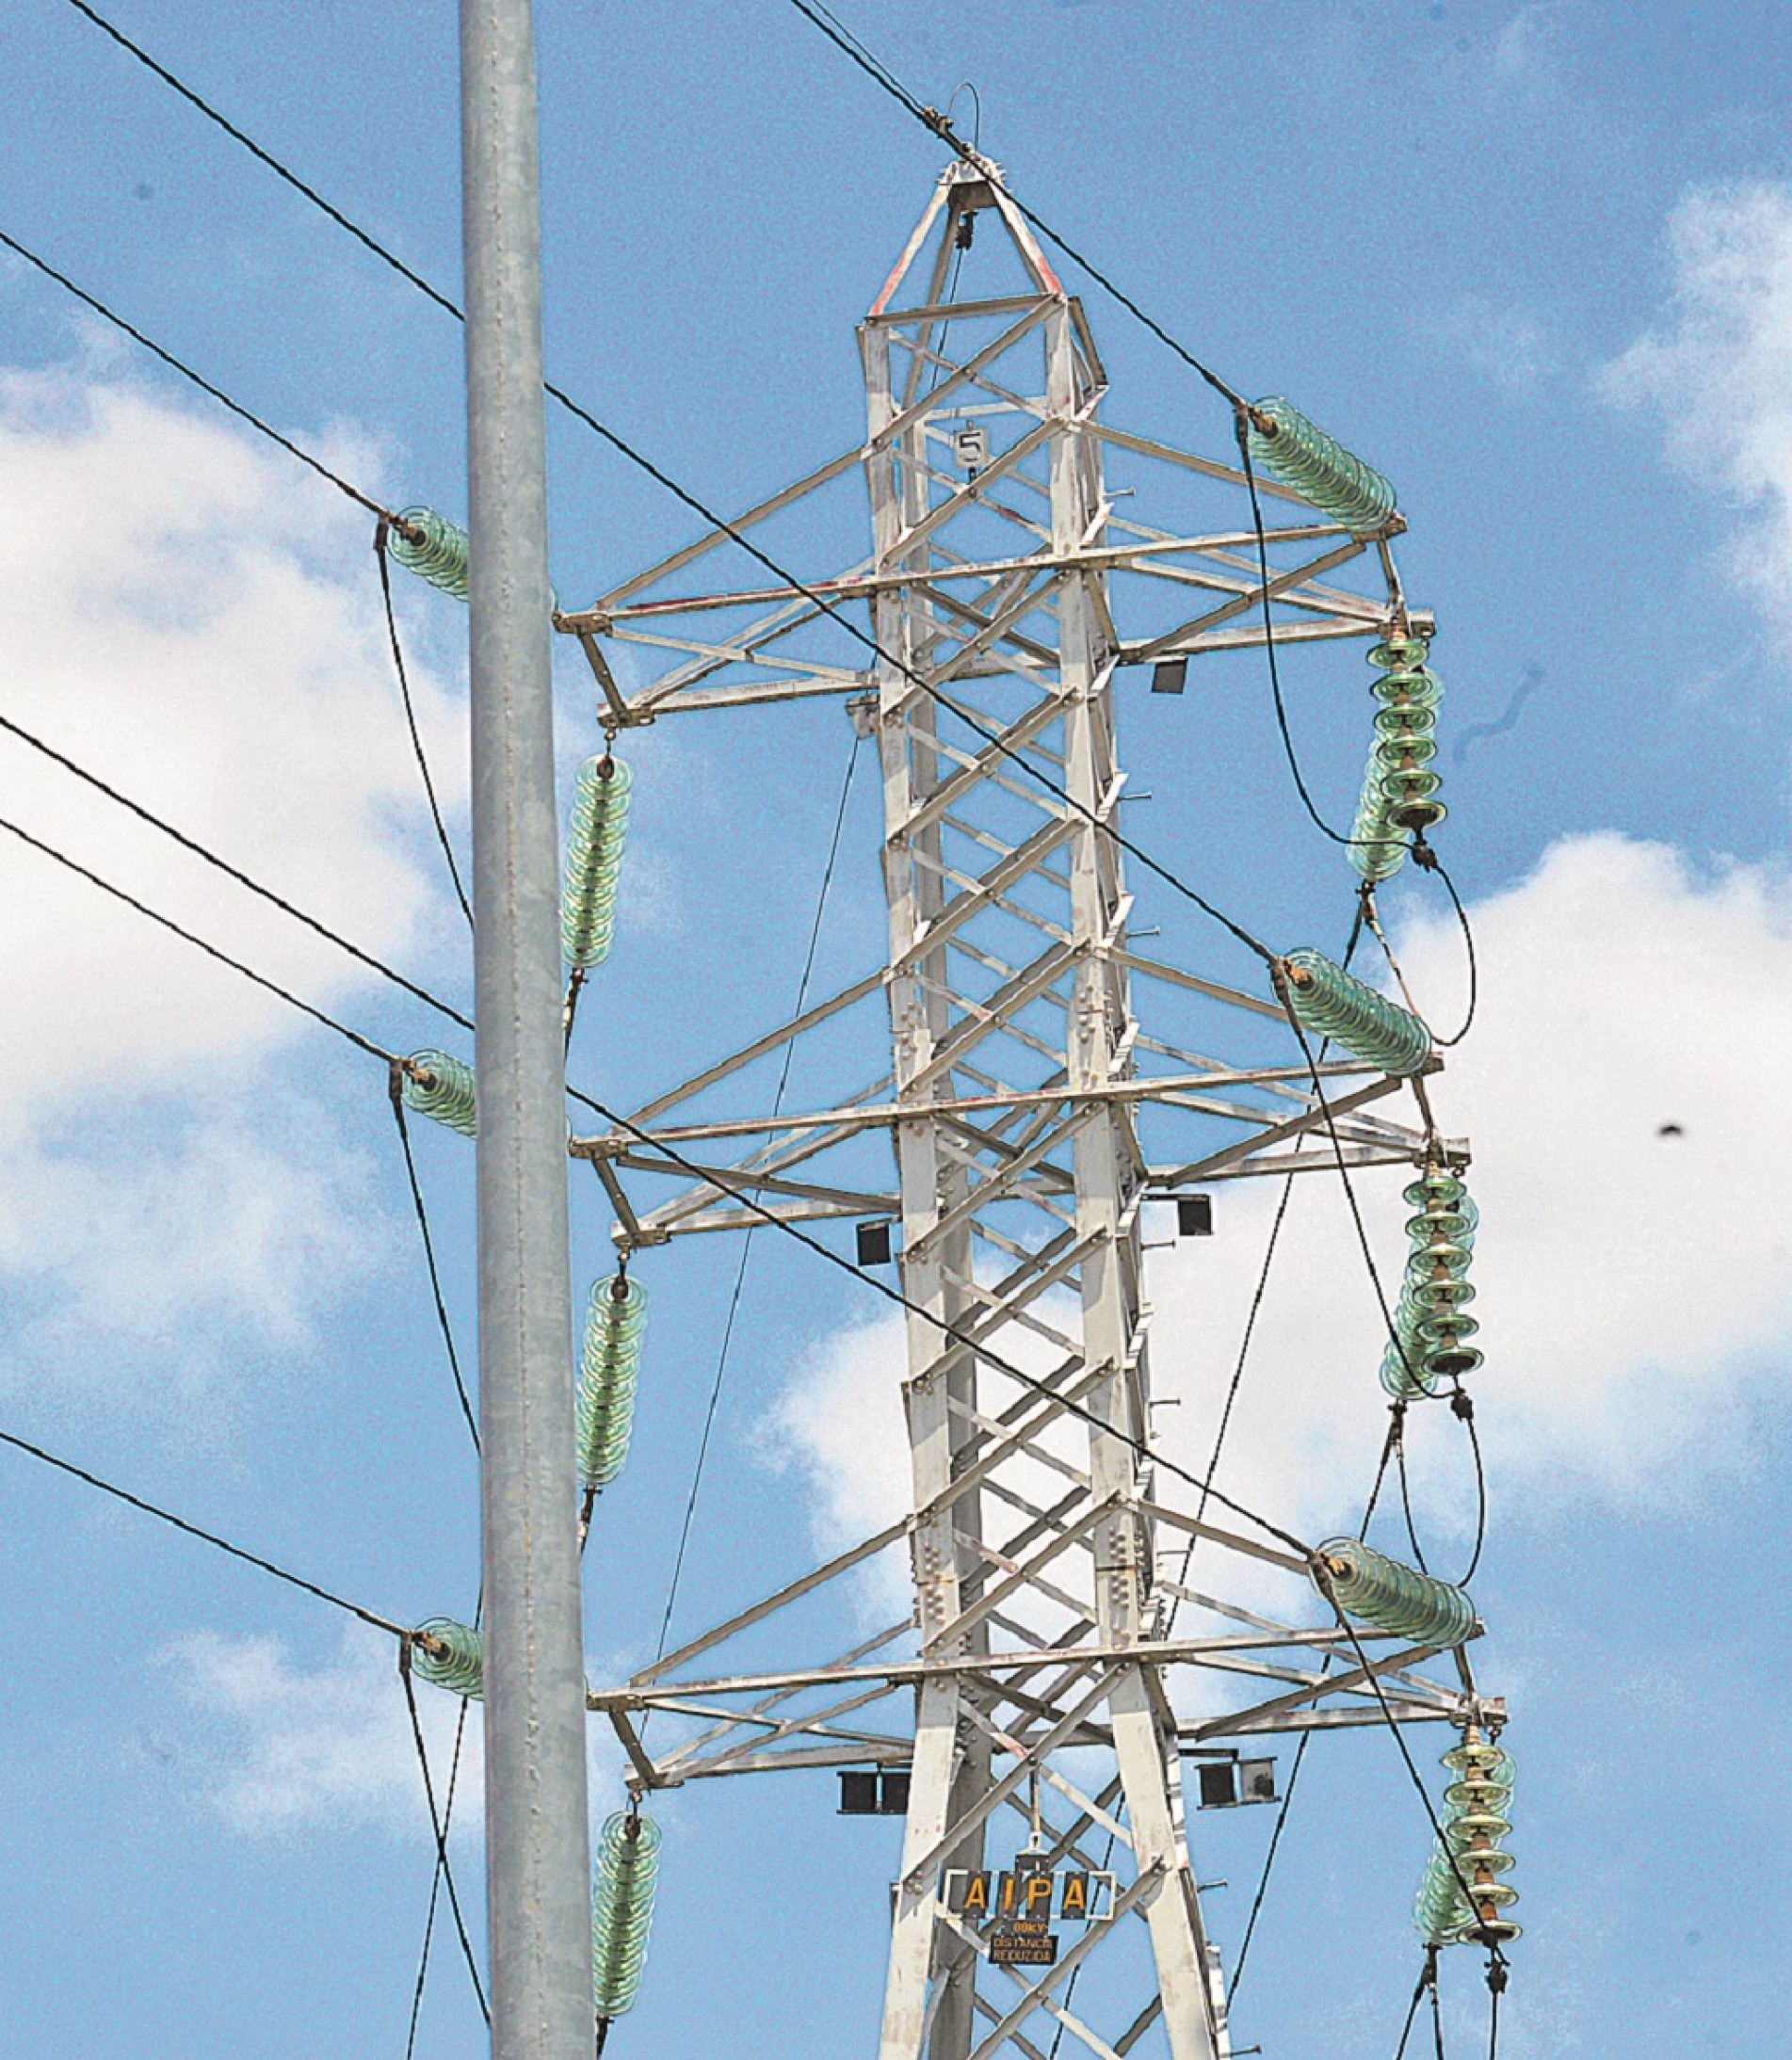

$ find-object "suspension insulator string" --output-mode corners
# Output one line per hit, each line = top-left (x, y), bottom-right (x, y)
(1312, 1536), (1477, 1648)
(1348, 633), (1447, 884)
(401, 1049), (477, 1137)
(591, 1808), (661, 2032)
(577, 1270), (650, 1540)
(1243, 395), (1398, 536)
(411, 1617), (484, 1699)
(1416, 1724), (1521, 1947)
(1381, 1166), (1483, 1400)
(1274, 949), (1433, 1076)
(561, 753), (634, 1041)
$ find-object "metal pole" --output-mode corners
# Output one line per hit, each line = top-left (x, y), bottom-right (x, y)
(460, 3), (594, 2055)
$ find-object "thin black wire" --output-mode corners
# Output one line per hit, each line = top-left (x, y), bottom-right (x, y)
(1393, 1955), (1435, 2060)
(780, 0), (1246, 410)
(376, 528), (474, 928)
(0, 812), (397, 1060)
(1429, 1970), (1448, 2060)
(0, 1424), (404, 1632)
(0, 710), (471, 1032)
(1455, 1392), (1488, 1588)
(404, 1692), (472, 2060)
(1486, 1972), (1501, 2060)
(0, 225), (396, 524)
(59, 0), (464, 321)
(1396, 1433), (1430, 1575)
(400, 1659), (490, 2023)
(1235, 421), (1357, 846)
(18, 812), (1307, 1555)
(1418, 846), (1479, 1048)
(388, 1071), (480, 1454)
(648, 734), (864, 1666)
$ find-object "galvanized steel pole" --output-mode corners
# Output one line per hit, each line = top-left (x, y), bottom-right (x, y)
(460, 2), (594, 2055)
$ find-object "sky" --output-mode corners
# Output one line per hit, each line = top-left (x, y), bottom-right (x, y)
(0, 1), (1789, 2056)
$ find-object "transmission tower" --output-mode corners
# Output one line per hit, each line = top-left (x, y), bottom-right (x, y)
(564, 158), (1494, 2060)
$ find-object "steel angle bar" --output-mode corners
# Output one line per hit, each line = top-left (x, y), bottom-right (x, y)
(647, 1620), (915, 1780)
(965, 1703), (1135, 1852)
(1122, 538), (1370, 666)
(1155, 1072), (1413, 1188)
(925, 1496), (1121, 1656)
(966, 1958), (1122, 2060)
(1180, 1640), (1447, 1743)
(904, 945), (1082, 1099)
(908, 1111), (1098, 1263)
(1175, 616), (1392, 657)
(870, 289), (1062, 330)
(670, 1680), (910, 1779)
(902, 1670), (1122, 1891)
(1090, 420), (1309, 504)
(608, 1707), (660, 1792)
(636, 671), (880, 714)
(1113, 1997), (1165, 2057)
(899, 823), (1077, 967)
(615, 607), (869, 712)
(1200, 544), (1392, 620)
(965, 1866), (1168, 2060)
(925, 573), (1066, 684)
(1130, 1499), (1309, 1573)
(575, 443), (866, 617)
(635, 1523), (912, 1687)
(870, 304), (1058, 454)
(670, 1740), (920, 1781)
(917, 574), (1064, 672)
(620, 968), (885, 1127)
(1201, 1701), (1457, 1738)
(1151, 1140), (1420, 1188)
(1108, 949), (1286, 1022)
(971, 1471), (1092, 1552)
(612, 1152), (897, 1218)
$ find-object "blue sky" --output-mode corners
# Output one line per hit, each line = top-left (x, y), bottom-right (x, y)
(1, 2), (1790, 2056)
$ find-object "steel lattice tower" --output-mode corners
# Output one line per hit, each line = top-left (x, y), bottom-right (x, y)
(567, 159), (1485, 2060)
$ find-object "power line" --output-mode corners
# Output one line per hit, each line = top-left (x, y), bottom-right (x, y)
(4, 814), (1308, 1558)
(19, 41), (1279, 970)
(0, 224), (402, 530)
(0, 810), (397, 1062)
(0, 1423), (405, 1634)
(0, 709), (473, 1033)
(60, 0), (464, 318)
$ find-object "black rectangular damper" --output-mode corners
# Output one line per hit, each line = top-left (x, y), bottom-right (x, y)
(1177, 1195), (1213, 1238)
(1240, 1759), (1277, 1804)
(857, 1221), (894, 1267)
(1152, 657), (1188, 695)
(879, 1770), (912, 1815)
(1197, 1762), (1238, 1810)
(839, 1771), (880, 1815)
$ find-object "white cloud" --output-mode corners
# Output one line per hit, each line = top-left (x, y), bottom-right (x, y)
(165, 1623), (480, 1839)
(166, 1621), (633, 1842)
(0, 363), (466, 1376)
(775, 834), (1792, 1572)
(1438, 295), (1555, 397)
(1602, 180), (1792, 638)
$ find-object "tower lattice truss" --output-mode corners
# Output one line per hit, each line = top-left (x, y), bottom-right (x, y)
(567, 163), (1486, 2060)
